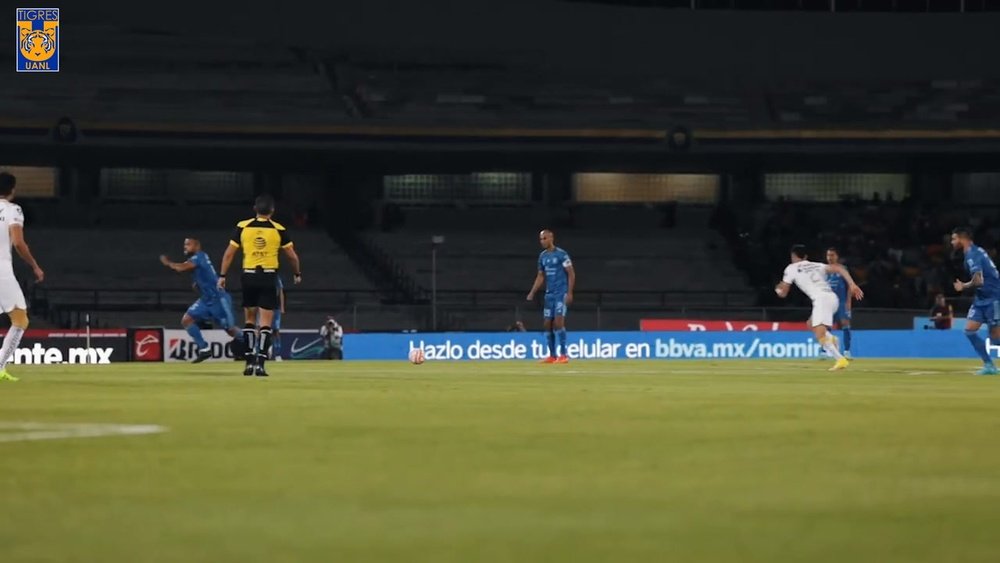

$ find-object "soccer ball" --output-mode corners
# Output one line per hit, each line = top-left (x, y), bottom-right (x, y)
(408, 348), (425, 364)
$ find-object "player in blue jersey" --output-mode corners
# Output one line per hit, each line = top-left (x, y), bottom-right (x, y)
(160, 238), (241, 363)
(951, 227), (1000, 375)
(256, 276), (285, 361)
(825, 248), (854, 359)
(527, 229), (575, 363)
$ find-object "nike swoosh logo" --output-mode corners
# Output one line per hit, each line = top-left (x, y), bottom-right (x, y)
(290, 337), (323, 355)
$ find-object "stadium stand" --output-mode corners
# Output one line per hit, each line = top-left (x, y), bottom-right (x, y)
(725, 197), (1000, 311)
(1, 24), (346, 126)
(368, 205), (755, 317)
(25, 228), (379, 329)
(7, 23), (1000, 132)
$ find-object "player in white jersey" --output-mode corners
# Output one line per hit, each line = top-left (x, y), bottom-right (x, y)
(774, 245), (863, 371)
(0, 173), (45, 382)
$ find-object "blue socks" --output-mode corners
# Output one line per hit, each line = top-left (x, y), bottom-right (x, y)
(966, 330), (993, 365)
(547, 331), (556, 357)
(186, 324), (208, 350)
(555, 328), (567, 357)
(843, 327), (852, 352)
(272, 333), (282, 359)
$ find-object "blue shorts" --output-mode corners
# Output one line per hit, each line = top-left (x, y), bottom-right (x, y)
(967, 300), (1000, 327)
(543, 294), (568, 320)
(187, 293), (235, 330)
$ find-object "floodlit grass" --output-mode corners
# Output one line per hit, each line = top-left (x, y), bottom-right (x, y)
(1, 359), (999, 562)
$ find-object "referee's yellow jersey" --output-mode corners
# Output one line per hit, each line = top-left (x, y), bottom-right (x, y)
(230, 218), (293, 270)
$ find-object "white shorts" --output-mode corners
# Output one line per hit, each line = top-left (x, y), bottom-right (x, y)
(0, 279), (27, 313)
(809, 292), (839, 328)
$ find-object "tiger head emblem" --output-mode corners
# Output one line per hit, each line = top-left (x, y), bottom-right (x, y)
(19, 27), (57, 62)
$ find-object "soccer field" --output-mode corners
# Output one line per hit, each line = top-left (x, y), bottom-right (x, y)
(2, 360), (999, 563)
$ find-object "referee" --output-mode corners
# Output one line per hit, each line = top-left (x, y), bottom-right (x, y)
(219, 194), (302, 376)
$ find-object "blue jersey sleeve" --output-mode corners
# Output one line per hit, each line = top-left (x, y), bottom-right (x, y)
(538, 253), (544, 272)
(968, 254), (983, 275)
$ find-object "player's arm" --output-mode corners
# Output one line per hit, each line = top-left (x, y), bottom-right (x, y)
(159, 255), (195, 273)
(219, 245), (238, 289)
(527, 270), (544, 301)
(219, 226), (243, 289)
(955, 271), (985, 292)
(826, 264), (864, 301)
(279, 287), (286, 314)
(565, 263), (576, 305)
(774, 281), (791, 299)
(280, 231), (302, 284)
(282, 247), (302, 285)
(10, 224), (43, 282)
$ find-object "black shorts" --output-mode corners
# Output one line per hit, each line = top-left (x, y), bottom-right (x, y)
(241, 272), (279, 310)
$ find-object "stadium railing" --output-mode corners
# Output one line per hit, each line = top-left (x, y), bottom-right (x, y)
(31, 286), (923, 332)
(32, 287), (750, 309)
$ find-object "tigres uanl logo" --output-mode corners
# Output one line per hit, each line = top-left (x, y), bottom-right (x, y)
(16, 8), (59, 73)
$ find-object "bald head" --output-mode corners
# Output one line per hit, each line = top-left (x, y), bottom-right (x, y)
(539, 229), (555, 250)
(183, 238), (202, 257)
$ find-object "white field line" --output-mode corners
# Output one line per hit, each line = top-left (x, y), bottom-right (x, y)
(0, 422), (167, 443)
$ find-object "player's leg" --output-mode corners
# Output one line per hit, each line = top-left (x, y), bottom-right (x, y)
(184, 300), (213, 363)
(0, 283), (31, 380)
(814, 324), (847, 371)
(242, 305), (259, 376)
(272, 309), (282, 361)
(0, 308), (28, 381)
(839, 304), (853, 358)
(212, 293), (245, 360)
(975, 301), (1000, 375)
(255, 308), (275, 375)
(241, 275), (262, 375)
(963, 304), (995, 373)
(553, 298), (569, 363)
(812, 324), (843, 360)
(813, 296), (846, 369)
(540, 295), (557, 362)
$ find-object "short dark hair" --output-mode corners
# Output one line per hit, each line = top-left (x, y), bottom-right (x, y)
(254, 194), (275, 216)
(826, 247), (839, 255)
(0, 172), (15, 196)
(953, 226), (974, 240)
(790, 244), (808, 259)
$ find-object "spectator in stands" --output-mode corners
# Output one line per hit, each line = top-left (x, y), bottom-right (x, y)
(507, 321), (526, 332)
(930, 294), (953, 330)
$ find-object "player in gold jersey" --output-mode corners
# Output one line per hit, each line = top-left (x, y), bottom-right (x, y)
(218, 195), (301, 376)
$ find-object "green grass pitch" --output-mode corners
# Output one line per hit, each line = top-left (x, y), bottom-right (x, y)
(2, 359), (1000, 563)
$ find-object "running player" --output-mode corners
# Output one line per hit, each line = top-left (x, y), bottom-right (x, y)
(219, 195), (301, 376)
(825, 247), (854, 358)
(775, 245), (863, 371)
(526, 229), (575, 363)
(0, 172), (44, 382)
(160, 238), (241, 363)
(951, 227), (1000, 375)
